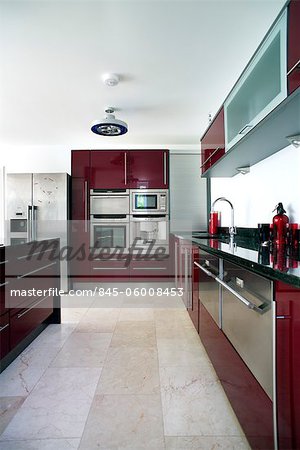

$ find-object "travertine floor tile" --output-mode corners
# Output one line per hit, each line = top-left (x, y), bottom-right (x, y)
(0, 438), (80, 449)
(97, 346), (160, 395)
(0, 368), (101, 440)
(0, 397), (25, 435)
(160, 365), (243, 437)
(165, 436), (250, 449)
(118, 307), (154, 322)
(157, 338), (211, 367)
(76, 308), (120, 333)
(110, 321), (156, 348)
(51, 332), (112, 367)
(79, 394), (165, 449)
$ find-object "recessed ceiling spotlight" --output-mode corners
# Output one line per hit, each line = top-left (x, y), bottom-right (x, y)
(286, 134), (300, 148)
(91, 107), (128, 136)
(102, 73), (119, 87)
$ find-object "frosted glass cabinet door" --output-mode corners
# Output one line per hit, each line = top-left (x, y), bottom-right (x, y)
(224, 9), (287, 151)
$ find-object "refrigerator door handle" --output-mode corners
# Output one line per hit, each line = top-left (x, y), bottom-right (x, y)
(28, 205), (33, 241)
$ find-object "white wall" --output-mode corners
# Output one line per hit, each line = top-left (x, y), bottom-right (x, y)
(211, 144), (300, 228)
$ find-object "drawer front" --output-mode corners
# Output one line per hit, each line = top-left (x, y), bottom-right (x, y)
(10, 295), (53, 349)
(7, 261), (59, 311)
(130, 258), (170, 279)
(0, 313), (10, 359)
(90, 258), (130, 279)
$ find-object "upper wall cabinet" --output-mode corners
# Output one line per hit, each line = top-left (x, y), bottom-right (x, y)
(287, 0), (300, 95)
(224, 9), (287, 151)
(200, 1), (300, 178)
(90, 151), (128, 189)
(201, 108), (225, 175)
(129, 150), (169, 189)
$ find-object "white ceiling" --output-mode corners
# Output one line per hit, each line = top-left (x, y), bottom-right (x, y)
(0, 0), (286, 148)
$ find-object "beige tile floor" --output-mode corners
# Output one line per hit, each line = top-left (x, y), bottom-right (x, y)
(0, 283), (250, 450)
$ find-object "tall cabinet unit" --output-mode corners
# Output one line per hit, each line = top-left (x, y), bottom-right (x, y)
(275, 280), (300, 450)
(71, 150), (90, 280)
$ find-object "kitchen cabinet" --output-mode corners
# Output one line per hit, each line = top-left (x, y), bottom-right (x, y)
(1, 240), (61, 373)
(200, 108), (225, 175)
(224, 9), (287, 150)
(90, 150), (128, 189)
(275, 280), (300, 449)
(130, 256), (170, 281)
(129, 150), (169, 188)
(70, 176), (90, 280)
(71, 150), (90, 178)
(0, 313), (10, 360)
(287, 0), (300, 95)
(189, 245), (199, 331)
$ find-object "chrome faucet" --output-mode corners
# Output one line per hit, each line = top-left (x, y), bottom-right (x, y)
(212, 197), (236, 238)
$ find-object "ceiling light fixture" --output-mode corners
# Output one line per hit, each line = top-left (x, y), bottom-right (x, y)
(102, 73), (119, 87)
(91, 107), (128, 136)
(286, 134), (300, 148)
(236, 166), (250, 175)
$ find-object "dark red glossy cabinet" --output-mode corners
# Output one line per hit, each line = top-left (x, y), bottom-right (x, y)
(189, 246), (199, 332)
(129, 150), (169, 189)
(71, 150), (90, 178)
(70, 178), (90, 279)
(0, 313), (10, 360)
(287, 0), (300, 95)
(90, 151), (128, 189)
(200, 108), (225, 175)
(275, 280), (300, 450)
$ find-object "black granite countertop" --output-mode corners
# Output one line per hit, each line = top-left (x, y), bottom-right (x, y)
(173, 230), (300, 289)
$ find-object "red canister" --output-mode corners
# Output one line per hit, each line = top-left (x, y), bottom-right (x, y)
(209, 211), (220, 235)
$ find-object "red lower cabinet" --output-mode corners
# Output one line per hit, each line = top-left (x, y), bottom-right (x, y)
(275, 281), (300, 449)
(188, 246), (199, 331)
(0, 313), (10, 359)
(199, 301), (274, 449)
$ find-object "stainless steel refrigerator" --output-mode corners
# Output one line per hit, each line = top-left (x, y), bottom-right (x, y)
(6, 173), (70, 292)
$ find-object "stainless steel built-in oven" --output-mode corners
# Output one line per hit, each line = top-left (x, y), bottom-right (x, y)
(130, 214), (169, 254)
(130, 189), (168, 215)
(90, 189), (130, 216)
(90, 215), (130, 253)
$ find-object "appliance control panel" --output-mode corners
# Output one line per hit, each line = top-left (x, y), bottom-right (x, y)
(159, 194), (167, 211)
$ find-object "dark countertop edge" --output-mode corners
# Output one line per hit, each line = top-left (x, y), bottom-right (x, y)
(191, 238), (300, 290)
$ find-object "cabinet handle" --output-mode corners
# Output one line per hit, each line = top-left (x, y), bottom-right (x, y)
(124, 153), (127, 185)
(132, 267), (167, 270)
(0, 281), (9, 288)
(17, 294), (52, 319)
(238, 124), (253, 135)
(0, 323), (9, 332)
(84, 180), (88, 232)
(175, 241), (178, 288)
(200, 147), (220, 169)
(287, 58), (300, 76)
(92, 267), (127, 270)
(194, 261), (216, 279)
(215, 277), (270, 315)
(163, 152), (167, 185)
(17, 261), (57, 279)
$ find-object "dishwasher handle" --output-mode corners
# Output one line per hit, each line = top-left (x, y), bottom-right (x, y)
(194, 261), (217, 279)
(215, 276), (270, 314)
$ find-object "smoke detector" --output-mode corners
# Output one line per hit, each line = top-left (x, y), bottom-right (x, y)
(91, 108), (128, 136)
(102, 73), (119, 87)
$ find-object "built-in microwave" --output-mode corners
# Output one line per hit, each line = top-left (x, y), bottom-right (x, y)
(130, 189), (168, 215)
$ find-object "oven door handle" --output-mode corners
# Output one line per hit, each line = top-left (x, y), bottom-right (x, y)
(91, 196), (129, 199)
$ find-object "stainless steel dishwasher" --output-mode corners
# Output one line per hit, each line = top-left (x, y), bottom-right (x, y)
(219, 260), (273, 399)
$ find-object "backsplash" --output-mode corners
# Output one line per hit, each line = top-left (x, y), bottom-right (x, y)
(211, 144), (300, 228)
